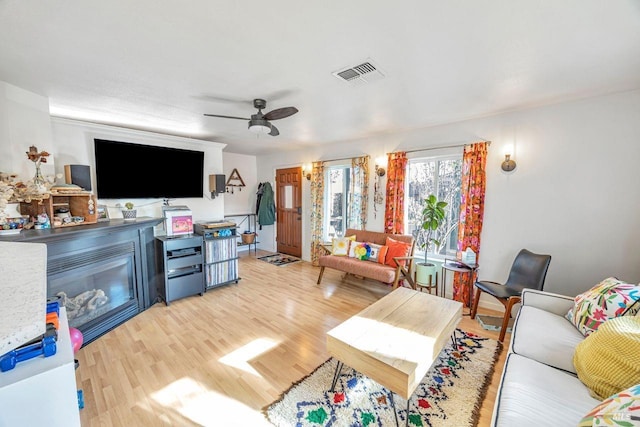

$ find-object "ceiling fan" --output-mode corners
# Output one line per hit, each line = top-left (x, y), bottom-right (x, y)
(204, 98), (298, 136)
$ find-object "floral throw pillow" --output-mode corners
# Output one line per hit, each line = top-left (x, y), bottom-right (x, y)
(349, 241), (371, 260)
(331, 235), (355, 256)
(578, 383), (640, 427)
(566, 277), (640, 337)
(365, 243), (388, 263)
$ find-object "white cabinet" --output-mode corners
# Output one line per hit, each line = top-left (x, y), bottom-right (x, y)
(0, 308), (81, 426)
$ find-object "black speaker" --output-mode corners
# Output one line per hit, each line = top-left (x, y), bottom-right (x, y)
(208, 174), (225, 198)
(64, 164), (92, 191)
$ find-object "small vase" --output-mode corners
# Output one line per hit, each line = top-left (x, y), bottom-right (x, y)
(33, 163), (46, 192)
(34, 164), (45, 184)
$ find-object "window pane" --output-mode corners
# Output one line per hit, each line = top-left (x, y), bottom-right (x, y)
(284, 185), (293, 209)
(437, 159), (462, 255)
(406, 161), (436, 247)
(324, 167), (350, 240)
(405, 157), (462, 257)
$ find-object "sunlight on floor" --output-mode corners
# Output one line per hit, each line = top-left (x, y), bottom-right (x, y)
(151, 377), (270, 426)
(219, 337), (279, 376)
(329, 316), (439, 363)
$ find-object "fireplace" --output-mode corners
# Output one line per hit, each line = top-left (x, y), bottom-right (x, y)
(1, 219), (160, 345)
(48, 241), (140, 344)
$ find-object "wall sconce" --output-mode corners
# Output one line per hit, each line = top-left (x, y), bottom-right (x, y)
(501, 154), (517, 172)
(302, 164), (311, 180)
(374, 157), (387, 177)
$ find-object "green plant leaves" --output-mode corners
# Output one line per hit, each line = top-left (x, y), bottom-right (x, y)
(419, 194), (448, 263)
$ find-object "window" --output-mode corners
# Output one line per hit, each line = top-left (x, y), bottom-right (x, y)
(324, 166), (351, 240)
(405, 156), (462, 258)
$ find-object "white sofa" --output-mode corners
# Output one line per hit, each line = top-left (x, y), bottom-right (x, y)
(491, 288), (601, 426)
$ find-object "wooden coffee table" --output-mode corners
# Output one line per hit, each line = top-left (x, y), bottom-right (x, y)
(327, 287), (463, 425)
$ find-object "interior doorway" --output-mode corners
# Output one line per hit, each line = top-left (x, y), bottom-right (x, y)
(275, 167), (302, 257)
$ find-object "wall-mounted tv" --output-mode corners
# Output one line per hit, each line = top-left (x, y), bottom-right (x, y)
(94, 139), (204, 199)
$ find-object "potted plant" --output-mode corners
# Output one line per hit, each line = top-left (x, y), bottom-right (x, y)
(121, 202), (137, 221)
(415, 194), (448, 286)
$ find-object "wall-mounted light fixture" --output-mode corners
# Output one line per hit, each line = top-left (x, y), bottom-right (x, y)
(302, 164), (312, 180)
(501, 154), (517, 172)
(374, 156), (387, 177)
(373, 156), (387, 218)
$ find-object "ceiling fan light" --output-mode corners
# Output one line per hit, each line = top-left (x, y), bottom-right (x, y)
(248, 119), (271, 134)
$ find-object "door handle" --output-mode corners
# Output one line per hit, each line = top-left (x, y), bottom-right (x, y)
(297, 207), (302, 214)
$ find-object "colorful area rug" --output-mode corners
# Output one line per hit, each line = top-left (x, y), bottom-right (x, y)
(264, 330), (501, 427)
(257, 253), (301, 267)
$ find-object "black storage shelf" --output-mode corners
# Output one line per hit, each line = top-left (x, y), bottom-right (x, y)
(156, 235), (205, 305)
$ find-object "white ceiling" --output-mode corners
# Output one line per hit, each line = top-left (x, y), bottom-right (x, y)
(1, 1), (639, 155)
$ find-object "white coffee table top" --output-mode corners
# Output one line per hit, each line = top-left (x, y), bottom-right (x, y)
(327, 287), (463, 399)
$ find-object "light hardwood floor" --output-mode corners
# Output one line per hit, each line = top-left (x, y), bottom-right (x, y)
(76, 250), (508, 426)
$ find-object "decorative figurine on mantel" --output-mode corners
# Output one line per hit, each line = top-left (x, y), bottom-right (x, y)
(26, 145), (50, 190)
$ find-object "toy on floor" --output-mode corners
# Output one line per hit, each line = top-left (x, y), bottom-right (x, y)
(69, 327), (83, 354)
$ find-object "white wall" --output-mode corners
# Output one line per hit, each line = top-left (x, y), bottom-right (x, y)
(0, 82), (55, 179)
(50, 118), (227, 231)
(256, 90), (640, 304)
(222, 152), (259, 247)
(222, 152), (258, 217)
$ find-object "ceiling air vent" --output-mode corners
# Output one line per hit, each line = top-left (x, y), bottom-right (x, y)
(332, 60), (385, 85)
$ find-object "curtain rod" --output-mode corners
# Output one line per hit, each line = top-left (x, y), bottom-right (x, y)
(389, 140), (491, 156)
(314, 140), (491, 163)
(315, 154), (370, 164)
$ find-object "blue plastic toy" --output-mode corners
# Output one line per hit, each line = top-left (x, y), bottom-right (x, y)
(0, 335), (57, 372)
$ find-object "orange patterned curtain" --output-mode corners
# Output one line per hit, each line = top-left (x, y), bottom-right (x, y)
(310, 161), (326, 266)
(453, 142), (488, 304)
(384, 152), (407, 234)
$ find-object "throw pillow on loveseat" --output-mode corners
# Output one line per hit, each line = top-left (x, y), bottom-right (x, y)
(565, 277), (640, 336)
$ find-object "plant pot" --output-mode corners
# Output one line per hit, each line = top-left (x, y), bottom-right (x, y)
(122, 209), (137, 221)
(241, 232), (256, 244)
(416, 262), (437, 285)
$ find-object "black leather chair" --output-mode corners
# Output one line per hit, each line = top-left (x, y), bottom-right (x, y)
(470, 249), (551, 342)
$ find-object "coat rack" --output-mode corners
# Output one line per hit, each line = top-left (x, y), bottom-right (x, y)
(225, 168), (246, 194)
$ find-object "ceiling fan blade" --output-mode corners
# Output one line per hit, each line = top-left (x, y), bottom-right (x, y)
(203, 113), (250, 120)
(268, 124), (280, 136)
(264, 107), (298, 121)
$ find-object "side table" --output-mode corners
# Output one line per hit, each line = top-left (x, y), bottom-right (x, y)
(441, 259), (479, 315)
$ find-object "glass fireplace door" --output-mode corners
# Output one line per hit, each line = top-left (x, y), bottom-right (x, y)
(48, 252), (137, 331)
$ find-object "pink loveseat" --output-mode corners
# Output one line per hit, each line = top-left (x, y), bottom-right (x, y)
(316, 228), (415, 288)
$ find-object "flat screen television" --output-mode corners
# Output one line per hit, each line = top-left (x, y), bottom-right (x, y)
(94, 139), (204, 199)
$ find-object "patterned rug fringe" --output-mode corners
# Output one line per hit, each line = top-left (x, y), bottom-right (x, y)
(469, 338), (503, 426)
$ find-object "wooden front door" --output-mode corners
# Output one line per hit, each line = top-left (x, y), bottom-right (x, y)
(276, 167), (302, 257)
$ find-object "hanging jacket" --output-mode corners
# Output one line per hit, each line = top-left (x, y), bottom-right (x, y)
(257, 182), (275, 227)
(256, 182), (264, 215)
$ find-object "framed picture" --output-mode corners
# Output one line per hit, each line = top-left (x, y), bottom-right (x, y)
(163, 206), (193, 237)
(97, 205), (110, 222)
